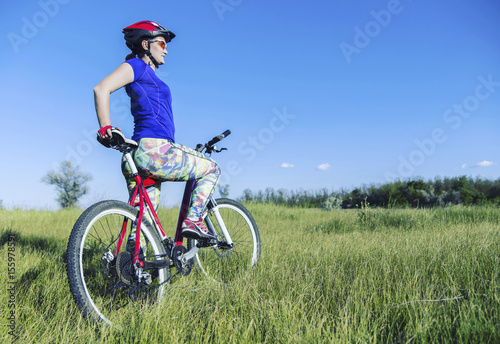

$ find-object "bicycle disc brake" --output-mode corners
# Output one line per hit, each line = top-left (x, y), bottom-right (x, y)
(172, 245), (192, 276)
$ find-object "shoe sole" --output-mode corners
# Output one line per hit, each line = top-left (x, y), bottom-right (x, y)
(181, 228), (215, 241)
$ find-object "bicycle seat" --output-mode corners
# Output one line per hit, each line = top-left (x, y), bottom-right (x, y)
(97, 128), (138, 152)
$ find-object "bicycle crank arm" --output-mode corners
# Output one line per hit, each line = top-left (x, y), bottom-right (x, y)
(180, 245), (199, 262)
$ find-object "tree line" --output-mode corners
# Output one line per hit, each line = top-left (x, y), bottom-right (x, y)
(238, 176), (500, 209)
(40, 160), (499, 210)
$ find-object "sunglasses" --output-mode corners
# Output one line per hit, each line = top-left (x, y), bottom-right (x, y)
(150, 39), (166, 50)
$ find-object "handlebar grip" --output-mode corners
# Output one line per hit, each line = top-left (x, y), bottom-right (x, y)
(207, 129), (231, 146)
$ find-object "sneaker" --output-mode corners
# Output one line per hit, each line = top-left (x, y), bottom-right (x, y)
(181, 218), (215, 240)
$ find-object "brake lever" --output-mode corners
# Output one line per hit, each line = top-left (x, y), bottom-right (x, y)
(195, 143), (205, 152)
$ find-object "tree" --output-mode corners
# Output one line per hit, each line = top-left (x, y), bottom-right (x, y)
(241, 189), (253, 203)
(218, 183), (230, 198)
(41, 160), (92, 208)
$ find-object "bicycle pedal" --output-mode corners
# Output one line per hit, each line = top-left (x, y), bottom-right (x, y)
(196, 239), (217, 248)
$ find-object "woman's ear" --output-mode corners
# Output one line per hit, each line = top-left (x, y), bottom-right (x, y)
(141, 39), (149, 50)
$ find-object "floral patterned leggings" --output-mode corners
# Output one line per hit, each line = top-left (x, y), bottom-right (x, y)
(121, 138), (221, 221)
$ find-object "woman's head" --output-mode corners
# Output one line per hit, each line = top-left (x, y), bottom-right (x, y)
(123, 21), (175, 67)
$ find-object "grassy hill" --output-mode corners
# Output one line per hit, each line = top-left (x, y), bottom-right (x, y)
(1, 204), (499, 343)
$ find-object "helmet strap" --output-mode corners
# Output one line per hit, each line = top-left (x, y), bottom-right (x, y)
(145, 40), (160, 69)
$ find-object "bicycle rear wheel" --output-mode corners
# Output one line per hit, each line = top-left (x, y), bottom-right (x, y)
(188, 198), (261, 284)
(66, 200), (169, 326)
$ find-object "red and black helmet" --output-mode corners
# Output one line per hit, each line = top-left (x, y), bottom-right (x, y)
(123, 20), (175, 50)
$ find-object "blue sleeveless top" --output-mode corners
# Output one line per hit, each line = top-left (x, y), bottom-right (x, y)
(125, 58), (175, 142)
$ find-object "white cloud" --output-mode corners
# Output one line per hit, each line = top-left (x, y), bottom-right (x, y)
(476, 160), (495, 167)
(317, 163), (331, 171)
(280, 163), (295, 168)
(461, 160), (496, 169)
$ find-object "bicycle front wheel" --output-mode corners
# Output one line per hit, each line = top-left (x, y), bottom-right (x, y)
(188, 198), (261, 284)
(66, 200), (169, 326)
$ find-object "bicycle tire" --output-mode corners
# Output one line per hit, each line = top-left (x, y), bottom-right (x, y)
(188, 198), (261, 284)
(66, 200), (169, 326)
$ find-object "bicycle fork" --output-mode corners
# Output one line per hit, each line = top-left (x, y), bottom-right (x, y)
(171, 181), (234, 272)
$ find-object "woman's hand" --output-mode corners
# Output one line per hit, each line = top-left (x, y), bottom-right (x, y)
(97, 125), (121, 139)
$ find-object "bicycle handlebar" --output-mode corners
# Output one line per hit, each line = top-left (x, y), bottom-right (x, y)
(193, 130), (231, 153)
(207, 129), (231, 147)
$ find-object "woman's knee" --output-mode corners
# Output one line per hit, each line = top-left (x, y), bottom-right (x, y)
(213, 161), (221, 177)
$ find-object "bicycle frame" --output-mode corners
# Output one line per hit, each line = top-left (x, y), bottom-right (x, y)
(103, 129), (235, 268)
(114, 150), (234, 267)
(113, 152), (169, 266)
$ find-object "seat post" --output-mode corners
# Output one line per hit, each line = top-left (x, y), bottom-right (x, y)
(124, 152), (139, 176)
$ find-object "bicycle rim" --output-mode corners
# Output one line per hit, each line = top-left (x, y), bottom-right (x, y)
(189, 198), (261, 284)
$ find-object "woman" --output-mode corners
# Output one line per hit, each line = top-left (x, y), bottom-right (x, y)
(94, 20), (220, 241)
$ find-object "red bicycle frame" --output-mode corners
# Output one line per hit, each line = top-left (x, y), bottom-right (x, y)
(114, 171), (196, 267)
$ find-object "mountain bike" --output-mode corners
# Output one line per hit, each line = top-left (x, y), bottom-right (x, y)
(66, 129), (261, 326)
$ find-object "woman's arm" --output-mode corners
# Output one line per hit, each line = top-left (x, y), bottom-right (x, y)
(93, 62), (134, 137)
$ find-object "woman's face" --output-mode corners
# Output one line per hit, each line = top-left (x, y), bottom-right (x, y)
(142, 36), (168, 66)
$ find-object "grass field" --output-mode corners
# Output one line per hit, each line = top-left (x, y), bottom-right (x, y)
(1, 204), (499, 343)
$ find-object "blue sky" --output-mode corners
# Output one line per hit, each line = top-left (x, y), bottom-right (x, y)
(1, 0), (499, 209)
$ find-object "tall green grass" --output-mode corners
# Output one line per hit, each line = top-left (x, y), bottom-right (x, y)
(1, 205), (499, 343)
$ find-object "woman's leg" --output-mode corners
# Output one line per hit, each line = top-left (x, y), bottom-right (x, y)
(133, 138), (221, 219)
(121, 155), (162, 251)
